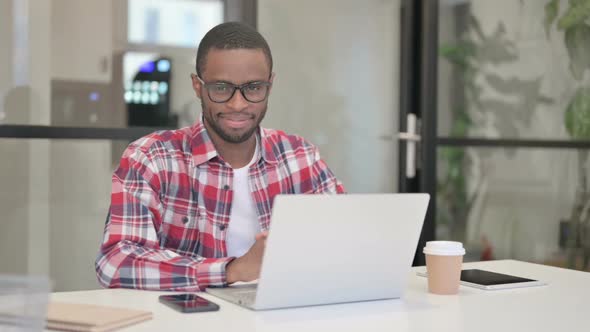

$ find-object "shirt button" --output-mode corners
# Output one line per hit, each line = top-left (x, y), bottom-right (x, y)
(218, 224), (226, 231)
(223, 185), (230, 190)
(182, 216), (189, 224)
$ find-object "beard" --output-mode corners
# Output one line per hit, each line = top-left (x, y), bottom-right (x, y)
(201, 101), (267, 144)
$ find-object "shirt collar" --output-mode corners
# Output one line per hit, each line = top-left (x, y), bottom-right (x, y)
(190, 119), (278, 166)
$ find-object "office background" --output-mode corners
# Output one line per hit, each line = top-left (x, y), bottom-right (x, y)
(1, 0), (589, 292)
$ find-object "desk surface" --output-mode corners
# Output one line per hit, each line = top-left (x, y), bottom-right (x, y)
(49, 260), (590, 332)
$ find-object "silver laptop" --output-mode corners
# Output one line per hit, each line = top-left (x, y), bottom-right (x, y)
(206, 193), (429, 310)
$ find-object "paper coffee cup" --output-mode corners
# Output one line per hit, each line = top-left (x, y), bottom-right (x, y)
(423, 241), (465, 295)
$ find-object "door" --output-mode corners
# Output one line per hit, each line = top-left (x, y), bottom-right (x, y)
(403, 0), (590, 272)
(397, 0), (438, 266)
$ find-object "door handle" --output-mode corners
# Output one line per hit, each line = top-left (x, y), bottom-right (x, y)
(398, 113), (421, 178)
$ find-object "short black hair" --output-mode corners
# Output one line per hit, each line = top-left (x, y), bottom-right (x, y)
(196, 22), (273, 77)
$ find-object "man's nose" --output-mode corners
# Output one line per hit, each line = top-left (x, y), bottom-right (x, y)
(226, 88), (249, 111)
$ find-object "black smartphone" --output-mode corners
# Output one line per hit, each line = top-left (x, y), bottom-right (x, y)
(159, 293), (220, 313)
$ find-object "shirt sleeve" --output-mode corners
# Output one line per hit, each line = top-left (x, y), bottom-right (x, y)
(310, 146), (346, 194)
(95, 145), (233, 291)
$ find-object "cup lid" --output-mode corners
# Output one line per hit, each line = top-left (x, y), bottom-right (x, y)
(423, 241), (465, 256)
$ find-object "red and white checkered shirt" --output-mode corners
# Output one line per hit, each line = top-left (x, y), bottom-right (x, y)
(95, 121), (345, 291)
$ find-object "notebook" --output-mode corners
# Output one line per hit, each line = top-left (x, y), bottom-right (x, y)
(46, 302), (152, 332)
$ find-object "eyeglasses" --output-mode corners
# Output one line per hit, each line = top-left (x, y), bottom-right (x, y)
(196, 76), (272, 103)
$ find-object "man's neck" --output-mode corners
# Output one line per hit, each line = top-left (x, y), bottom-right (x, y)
(208, 129), (257, 169)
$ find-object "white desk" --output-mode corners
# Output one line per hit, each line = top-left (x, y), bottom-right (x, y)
(48, 260), (590, 332)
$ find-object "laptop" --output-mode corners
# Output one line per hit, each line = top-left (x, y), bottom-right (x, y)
(206, 193), (430, 310)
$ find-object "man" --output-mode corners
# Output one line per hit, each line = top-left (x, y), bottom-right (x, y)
(95, 22), (345, 291)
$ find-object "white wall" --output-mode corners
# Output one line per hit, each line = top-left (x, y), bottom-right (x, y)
(258, 0), (401, 193)
(51, 0), (113, 83)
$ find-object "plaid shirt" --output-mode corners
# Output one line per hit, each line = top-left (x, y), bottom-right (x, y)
(95, 121), (345, 291)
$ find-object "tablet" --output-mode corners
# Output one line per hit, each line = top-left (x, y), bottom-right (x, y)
(417, 268), (546, 290)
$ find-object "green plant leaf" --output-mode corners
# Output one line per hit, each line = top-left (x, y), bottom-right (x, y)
(439, 41), (476, 70)
(565, 87), (590, 138)
(570, 0), (586, 8)
(450, 112), (471, 137)
(545, 0), (559, 38)
(558, 0), (590, 30)
(564, 24), (590, 80)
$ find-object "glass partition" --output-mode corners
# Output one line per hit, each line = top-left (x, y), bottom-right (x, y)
(437, 146), (590, 272)
(0, 139), (129, 291)
(436, 0), (590, 273)
(438, 0), (590, 140)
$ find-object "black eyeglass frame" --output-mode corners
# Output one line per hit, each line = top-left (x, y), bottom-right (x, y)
(196, 75), (272, 103)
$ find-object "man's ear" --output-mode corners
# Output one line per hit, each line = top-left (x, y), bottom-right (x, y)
(268, 72), (276, 93)
(191, 74), (202, 99)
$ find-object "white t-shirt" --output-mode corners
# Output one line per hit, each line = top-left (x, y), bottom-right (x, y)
(226, 139), (261, 257)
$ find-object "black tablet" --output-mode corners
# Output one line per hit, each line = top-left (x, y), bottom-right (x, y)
(459, 269), (546, 290)
(416, 268), (546, 290)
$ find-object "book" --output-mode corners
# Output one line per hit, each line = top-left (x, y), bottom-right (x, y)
(46, 302), (152, 332)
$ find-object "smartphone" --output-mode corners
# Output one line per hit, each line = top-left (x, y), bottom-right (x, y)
(159, 293), (220, 313)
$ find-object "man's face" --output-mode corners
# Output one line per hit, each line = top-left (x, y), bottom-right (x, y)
(192, 48), (273, 144)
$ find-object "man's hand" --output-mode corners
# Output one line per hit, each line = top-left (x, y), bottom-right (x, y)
(226, 231), (268, 284)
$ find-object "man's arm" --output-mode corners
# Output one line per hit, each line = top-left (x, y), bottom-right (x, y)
(95, 147), (233, 291)
(310, 146), (346, 194)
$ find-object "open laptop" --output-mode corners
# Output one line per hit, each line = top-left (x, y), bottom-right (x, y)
(206, 193), (430, 310)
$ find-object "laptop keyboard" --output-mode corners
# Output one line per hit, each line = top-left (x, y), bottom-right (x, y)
(234, 290), (257, 306)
